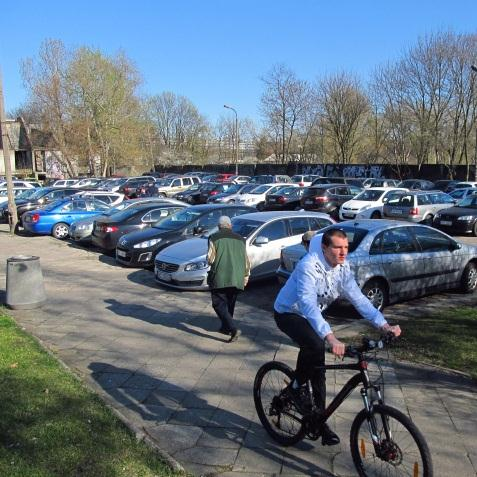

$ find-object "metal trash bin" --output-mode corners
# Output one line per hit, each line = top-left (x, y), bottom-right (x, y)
(6, 255), (47, 310)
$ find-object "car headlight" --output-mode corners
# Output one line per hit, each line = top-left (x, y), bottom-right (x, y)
(133, 238), (162, 248)
(184, 261), (209, 271)
(457, 216), (474, 221)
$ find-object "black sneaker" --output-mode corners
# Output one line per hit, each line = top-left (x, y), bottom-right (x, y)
(321, 423), (340, 446)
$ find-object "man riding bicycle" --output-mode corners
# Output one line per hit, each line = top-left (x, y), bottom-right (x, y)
(274, 228), (401, 446)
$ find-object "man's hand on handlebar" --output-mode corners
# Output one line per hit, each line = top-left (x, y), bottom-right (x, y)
(325, 333), (346, 358)
(381, 323), (401, 337)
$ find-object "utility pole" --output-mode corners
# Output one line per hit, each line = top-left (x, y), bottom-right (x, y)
(0, 70), (18, 234)
(224, 104), (239, 175)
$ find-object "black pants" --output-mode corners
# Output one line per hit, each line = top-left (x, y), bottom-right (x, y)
(211, 287), (240, 333)
(274, 311), (326, 411)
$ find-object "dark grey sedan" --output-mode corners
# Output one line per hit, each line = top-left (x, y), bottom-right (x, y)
(276, 220), (477, 310)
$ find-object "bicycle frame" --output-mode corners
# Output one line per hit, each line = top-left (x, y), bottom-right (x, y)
(309, 357), (384, 425)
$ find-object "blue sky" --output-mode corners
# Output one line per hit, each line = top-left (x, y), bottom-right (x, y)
(1, 0), (477, 124)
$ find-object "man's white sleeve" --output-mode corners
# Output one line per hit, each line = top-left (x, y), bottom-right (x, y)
(295, 263), (332, 338)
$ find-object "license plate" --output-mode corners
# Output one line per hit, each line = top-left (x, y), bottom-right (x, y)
(390, 209), (403, 215)
(117, 250), (127, 258)
(343, 213), (354, 219)
(441, 220), (452, 226)
(269, 198), (276, 202)
(305, 199), (313, 205)
(156, 270), (172, 282)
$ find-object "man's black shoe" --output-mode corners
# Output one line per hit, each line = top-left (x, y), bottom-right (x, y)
(218, 326), (231, 335)
(228, 329), (241, 342)
(321, 423), (340, 446)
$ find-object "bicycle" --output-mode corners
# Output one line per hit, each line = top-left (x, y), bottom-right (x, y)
(253, 333), (433, 477)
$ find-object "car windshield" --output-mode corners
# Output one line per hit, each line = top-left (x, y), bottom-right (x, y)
(15, 189), (38, 200)
(153, 208), (202, 229)
(223, 184), (241, 194)
(156, 178), (173, 186)
(231, 218), (262, 238)
(275, 186), (297, 196)
(241, 184), (257, 194)
(353, 189), (384, 201)
(201, 183), (219, 191)
(42, 199), (67, 211)
(457, 196), (477, 208)
(250, 185), (271, 194)
(27, 188), (51, 200)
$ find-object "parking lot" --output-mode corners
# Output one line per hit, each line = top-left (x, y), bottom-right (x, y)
(1, 224), (477, 476)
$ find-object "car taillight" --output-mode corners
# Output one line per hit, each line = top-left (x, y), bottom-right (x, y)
(409, 207), (419, 216)
(210, 191), (218, 195)
(105, 225), (119, 233)
(278, 196), (286, 204)
(32, 213), (40, 223)
(299, 182), (304, 187)
(314, 196), (329, 203)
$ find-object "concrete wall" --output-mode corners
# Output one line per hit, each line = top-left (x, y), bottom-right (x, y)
(0, 150), (16, 175)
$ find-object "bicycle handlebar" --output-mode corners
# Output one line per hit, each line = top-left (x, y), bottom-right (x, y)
(344, 332), (397, 358)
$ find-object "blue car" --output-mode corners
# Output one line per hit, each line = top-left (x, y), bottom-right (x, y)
(23, 197), (110, 239)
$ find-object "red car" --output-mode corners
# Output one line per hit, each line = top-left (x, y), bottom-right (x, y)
(214, 173), (235, 183)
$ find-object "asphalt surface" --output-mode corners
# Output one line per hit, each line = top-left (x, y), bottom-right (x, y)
(0, 225), (476, 476)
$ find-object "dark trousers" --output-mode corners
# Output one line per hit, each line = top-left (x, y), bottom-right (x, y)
(274, 311), (326, 411)
(211, 287), (240, 333)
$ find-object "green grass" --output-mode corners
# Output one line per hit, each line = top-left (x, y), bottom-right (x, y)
(0, 310), (184, 477)
(392, 306), (477, 380)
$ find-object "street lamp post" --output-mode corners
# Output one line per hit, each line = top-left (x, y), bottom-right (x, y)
(471, 65), (477, 181)
(224, 104), (239, 175)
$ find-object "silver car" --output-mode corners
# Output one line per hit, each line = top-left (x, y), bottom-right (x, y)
(154, 211), (334, 290)
(383, 190), (455, 225)
(276, 220), (477, 310)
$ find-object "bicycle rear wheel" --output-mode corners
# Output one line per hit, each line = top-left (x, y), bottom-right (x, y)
(253, 361), (305, 446)
(350, 404), (433, 477)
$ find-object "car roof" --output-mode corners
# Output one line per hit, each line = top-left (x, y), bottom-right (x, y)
(232, 210), (331, 222)
(332, 219), (417, 232)
(308, 183), (347, 189)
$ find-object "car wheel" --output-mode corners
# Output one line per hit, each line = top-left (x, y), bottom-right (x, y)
(361, 279), (388, 310)
(159, 193), (166, 198)
(227, 199), (235, 203)
(472, 221), (477, 237)
(370, 211), (381, 219)
(422, 214), (433, 226)
(460, 262), (477, 293)
(52, 222), (70, 240)
(257, 202), (265, 211)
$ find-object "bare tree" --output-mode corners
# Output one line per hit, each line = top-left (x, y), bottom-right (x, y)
(260, 64), (312, 163)
(318, 72), (369, 165)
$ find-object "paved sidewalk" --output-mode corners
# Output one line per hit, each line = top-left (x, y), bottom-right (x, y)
(1, 228), (476, 476)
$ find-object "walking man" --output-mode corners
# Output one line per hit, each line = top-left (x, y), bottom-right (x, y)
(207, 215), (250, 342)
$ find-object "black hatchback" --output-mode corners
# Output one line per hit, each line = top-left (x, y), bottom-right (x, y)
(115, 204), (255, 268)
(301, 184), (363, 219)
(91, 203), (185, 252)
(433, 195), (477, 236)
(264, 186), (305, 211)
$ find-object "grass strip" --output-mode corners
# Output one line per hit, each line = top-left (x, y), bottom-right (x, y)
(0, 310), (183, 477)
(392, 306), (477, 380)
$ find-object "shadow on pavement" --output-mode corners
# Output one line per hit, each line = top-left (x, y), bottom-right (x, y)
(88, 362), (335, 476)
(104, 298), (228, 343)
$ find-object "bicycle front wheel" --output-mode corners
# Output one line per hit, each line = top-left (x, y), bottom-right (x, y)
(253, 361), (305, 446)
(350, 404), (433, 477)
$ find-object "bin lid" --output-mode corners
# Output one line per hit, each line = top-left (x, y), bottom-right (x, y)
(7, 255), (40, 262)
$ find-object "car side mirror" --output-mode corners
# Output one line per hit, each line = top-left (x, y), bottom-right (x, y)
(254, 236), (269, 246)
(193, 225), (205, 235)
(450, 242), (462, 251)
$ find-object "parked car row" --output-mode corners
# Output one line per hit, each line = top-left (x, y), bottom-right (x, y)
(6, 171), (477, 315)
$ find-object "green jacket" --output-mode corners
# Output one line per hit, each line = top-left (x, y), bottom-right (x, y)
(207, 228), (249, 290)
